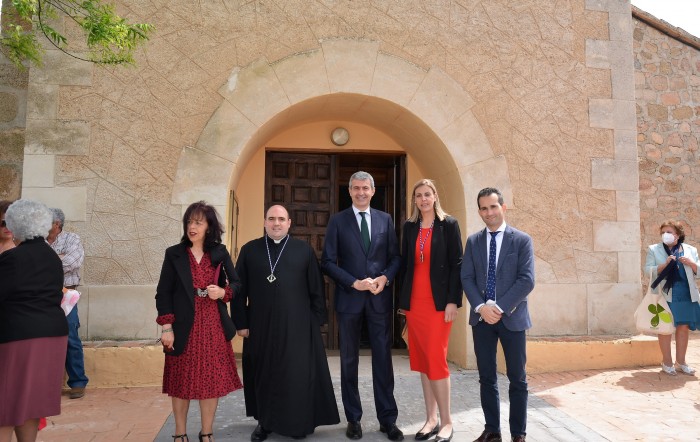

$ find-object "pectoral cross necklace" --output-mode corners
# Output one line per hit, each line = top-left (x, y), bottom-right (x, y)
(265, 234), (289, 283)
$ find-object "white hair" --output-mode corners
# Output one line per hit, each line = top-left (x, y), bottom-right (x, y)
(5, 199), (54, 241)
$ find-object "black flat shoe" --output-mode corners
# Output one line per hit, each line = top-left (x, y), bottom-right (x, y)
(415, 423), (439, 440)
(435, 429), (453, 442)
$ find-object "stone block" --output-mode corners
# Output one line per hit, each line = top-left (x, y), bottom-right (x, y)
(0, 129), (25, 162)
(586, 0), (630, 14)
(26, 83), (58, 120)
(321, 39), (380, 94)
(25, 119), (90, 155)
(618, 251), (641, 283)
(614, 129), (637, 160)
(0, 91), (18, 122)
(22, 186), (87, 221)
(458, 156), (512, 236)
(0, 164), (21, 199)
(195, 100), (256, 163)
(593, 221), (640, 252)
(589, 99), (636, 130)
(529, 284), (588, 335)
(21, 154), (55, 187)
(408, 67), (475, 132)
(616, 190), (640, 221)
(437, 110), (493, 169)
(218, 59), (289, 127)
(587, 282), (640, 334)
(272, 49), (330, 105)
(171, 146), (233, 206)
(27, 50), (93, 86)
(84, 285), (158, 340)
(591, 158), (638, 191)
(371, 52), (427, 107)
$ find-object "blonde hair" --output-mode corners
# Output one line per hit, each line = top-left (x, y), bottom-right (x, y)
(408, 179), (448, 223)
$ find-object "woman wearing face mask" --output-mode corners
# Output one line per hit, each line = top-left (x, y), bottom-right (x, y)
(644, 220), (700, 376)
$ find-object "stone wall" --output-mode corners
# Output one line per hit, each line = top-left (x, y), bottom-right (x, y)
(634, 19), (700, 272)
(0, 0), (27, 200)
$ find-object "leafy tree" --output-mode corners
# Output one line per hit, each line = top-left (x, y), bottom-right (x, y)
(0, 0), (153, 68)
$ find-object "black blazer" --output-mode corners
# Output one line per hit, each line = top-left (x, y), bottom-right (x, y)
(398, 216), (463, 311)
(155, 243), (241, 355)
(0, 238), (68, 344)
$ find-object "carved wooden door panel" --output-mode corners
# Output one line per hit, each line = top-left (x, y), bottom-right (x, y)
(265, 152), (338, 348)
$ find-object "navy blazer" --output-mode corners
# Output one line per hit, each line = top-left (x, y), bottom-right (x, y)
(398, 216), (463, 311)
(155, 242), (241, 355)
(322, 207), (401, 314)
(460, 225), (534, 331)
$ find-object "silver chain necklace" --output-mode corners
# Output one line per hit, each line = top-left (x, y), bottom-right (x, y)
(264, 234), (289, 283)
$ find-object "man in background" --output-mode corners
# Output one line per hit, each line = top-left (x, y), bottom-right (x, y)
(47, 208), (88, 399)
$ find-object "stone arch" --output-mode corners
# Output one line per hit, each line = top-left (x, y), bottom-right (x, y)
(172, 39), (512, 235)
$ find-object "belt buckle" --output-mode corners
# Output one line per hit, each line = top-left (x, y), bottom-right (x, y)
(196, 288), (208, 297)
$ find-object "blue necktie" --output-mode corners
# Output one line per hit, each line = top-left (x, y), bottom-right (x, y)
(359, 212), (370, 254)
(486, 231), (498, 301)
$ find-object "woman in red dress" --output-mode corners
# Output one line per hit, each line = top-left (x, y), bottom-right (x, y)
(156, 201), (243, 442)
(399, 179), (463, 442)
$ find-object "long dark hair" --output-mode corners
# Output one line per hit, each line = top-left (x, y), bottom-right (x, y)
(180, 201), (224, 250)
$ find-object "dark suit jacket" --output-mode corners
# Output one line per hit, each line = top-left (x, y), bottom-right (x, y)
(321, 207), (401, 314)
(155, 242), (241, 355)
(398, 216), (463, 311)
(460, 225), (534, 331)
(0, 238), (68, 344)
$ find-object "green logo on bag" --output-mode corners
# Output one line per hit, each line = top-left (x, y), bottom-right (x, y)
(648, 303), (673, 328)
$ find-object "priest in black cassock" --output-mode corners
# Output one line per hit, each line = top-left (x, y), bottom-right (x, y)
(233, 205), (340, 441)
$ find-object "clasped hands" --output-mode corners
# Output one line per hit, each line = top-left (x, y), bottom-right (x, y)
(353, 275), (388, 295)
(479, 304), (502, 324)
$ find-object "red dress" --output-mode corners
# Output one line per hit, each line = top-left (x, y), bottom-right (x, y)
(158, 251), (243, 399)
(404, 233), (452, 380)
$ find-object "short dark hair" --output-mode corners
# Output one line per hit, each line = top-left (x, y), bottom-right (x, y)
(180, 201), (224, 250)
(477, 187), (504, 207)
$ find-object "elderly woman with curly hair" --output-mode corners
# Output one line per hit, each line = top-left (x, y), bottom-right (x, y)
(0, 200), (68, 442)
(645, 220), (700, 376)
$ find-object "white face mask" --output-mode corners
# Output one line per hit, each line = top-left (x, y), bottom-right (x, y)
(662, 232), (676, 245)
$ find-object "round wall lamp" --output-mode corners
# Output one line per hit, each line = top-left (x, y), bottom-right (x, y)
(331, 127), (350, 146)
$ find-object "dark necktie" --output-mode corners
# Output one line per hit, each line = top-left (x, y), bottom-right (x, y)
(360, 212), (370, 254)
(486, 231), (498, 301)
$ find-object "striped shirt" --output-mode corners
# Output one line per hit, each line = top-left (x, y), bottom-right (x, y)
(49, 231), (84, 287)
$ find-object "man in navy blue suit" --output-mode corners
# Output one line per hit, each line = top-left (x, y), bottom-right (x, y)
(322, 171), (403, 441)
(461, 188), (535, 442)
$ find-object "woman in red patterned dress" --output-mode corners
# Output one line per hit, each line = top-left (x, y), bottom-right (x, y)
(156, 201), (242, 442)
(398, 179), (463, 442)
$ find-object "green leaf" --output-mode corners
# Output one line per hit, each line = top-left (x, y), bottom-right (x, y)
(648, 304), (659, 314)
(651, 314), (660, 327)
(658, 312), (673, 323)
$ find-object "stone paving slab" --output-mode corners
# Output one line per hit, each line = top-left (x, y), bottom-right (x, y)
(155, 355), (608, 442)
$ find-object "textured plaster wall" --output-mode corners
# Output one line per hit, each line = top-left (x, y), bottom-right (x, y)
(634, 20), (700, 271)
(15, 0), (642, 339)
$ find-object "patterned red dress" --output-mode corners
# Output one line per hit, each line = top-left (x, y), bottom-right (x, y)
(405, 234), (452, 380)
(157, 250), (243, 399)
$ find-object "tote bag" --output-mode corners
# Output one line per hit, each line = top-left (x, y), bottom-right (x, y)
(634, 281), (675, 335)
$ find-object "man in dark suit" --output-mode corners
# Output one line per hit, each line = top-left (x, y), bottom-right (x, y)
(322, 171), (403, 441)
(460, 187), (535, 442)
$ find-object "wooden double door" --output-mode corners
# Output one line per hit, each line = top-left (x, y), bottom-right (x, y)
(265, 151), (406, 350)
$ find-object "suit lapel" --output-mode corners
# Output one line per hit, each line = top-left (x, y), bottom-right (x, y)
(173, 245), (195, 308)
(496, 227), (513, 272)
(477, 228), (488, 272)
(368, 209), (381, 255)
(345, 208), (364, 252)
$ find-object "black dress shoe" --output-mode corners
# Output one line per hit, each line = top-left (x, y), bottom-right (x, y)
(511, 436), (526, 442)
(474, 430), (502, 442)
(435, 429), (454, 442)
(380, 423), (404, 441)
(250, 424), (271, 442)
(415, 423), (439, 440)
(346, 421), (363, 440)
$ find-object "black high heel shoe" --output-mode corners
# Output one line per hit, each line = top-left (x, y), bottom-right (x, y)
(172, 435), (189, 442)
(415, 423), (439, 440)
(198, 431), (213, 442)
